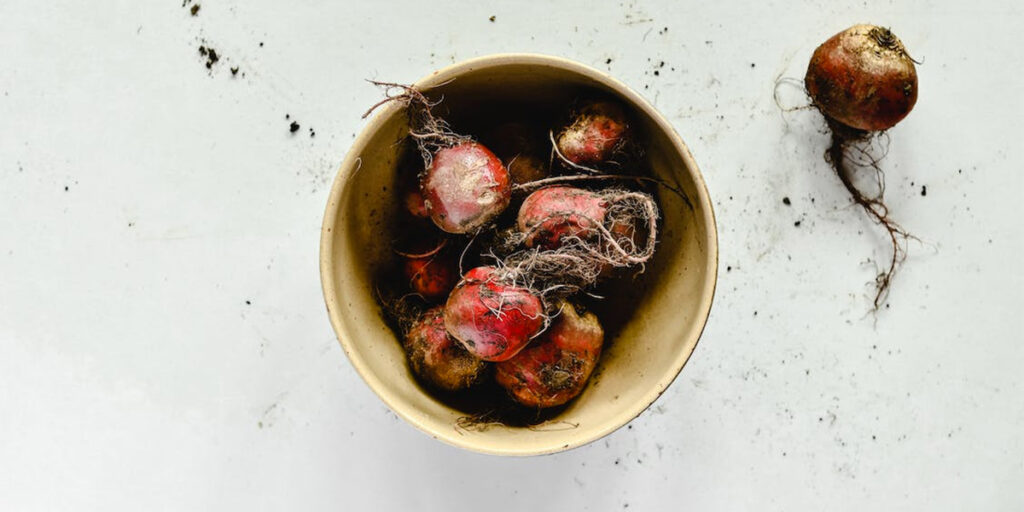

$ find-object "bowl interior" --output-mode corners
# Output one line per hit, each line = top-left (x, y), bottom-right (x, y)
(321, 55), (717, 455)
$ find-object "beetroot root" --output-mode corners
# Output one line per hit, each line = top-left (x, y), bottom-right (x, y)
(422, 142), (511, 234)
(444, 266), (545, 362)
(404, 306), (488, 391)
(556, 101), (628, 167)
(495, 302), (604, 408)
(805, 24), (918, 132)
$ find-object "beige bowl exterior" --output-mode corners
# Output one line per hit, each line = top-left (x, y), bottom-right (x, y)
(320, 54), (717, 456)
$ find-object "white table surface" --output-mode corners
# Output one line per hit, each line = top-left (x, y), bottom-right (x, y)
(2, 1), (1022, 510)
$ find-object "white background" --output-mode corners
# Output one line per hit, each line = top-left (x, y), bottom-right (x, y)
(1, 1), (1022, 510)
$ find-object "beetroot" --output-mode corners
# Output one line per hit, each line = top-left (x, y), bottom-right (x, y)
(422, 142), (511, 234)
(515, 186), (656, 272)
(404, 306), (488, 391)
(402, 251), (456, 301)
(495, 302), (603, 408)
(805, 24), (918, 132)
(403, 188), (430, 219)
(443, 266), (545, 362)
(556, 101), (628, 166)
(517, 186), (608, 249)
(485, 122), (548, 184)
(802, 25), (919, 309)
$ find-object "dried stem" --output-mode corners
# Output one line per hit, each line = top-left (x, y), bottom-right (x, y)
(363, 80), (468, 168)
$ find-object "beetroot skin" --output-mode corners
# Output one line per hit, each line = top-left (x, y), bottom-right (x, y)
(556, 101), (628, 165)
(518, 186), (608, 249)
(443, 266), (545, 362)
(805, 24), (918, 132)
(495, 302), (604, 408)
(422, 142), (511, 234)
(404, 306), (487, 391)
(403, 188), (430, 218)
(403, 251), (457, 301)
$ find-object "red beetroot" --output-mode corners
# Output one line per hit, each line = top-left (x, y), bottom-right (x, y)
(517, 186), (608, 249)
(443, 266), (545, 362)
(802, 25), (919, 310)
(402, 251), (456, 301)
(404, 306), (487, 391)
(495, 302), (604, 408)
(805, 24), (918, 132)
(403, 188), (430, 218)
(422, 142), (511, 234)
(485, 122), (548, 184)
(556, 101), (628, 166)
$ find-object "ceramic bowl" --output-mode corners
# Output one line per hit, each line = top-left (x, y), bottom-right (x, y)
(320, 54), (717, 456)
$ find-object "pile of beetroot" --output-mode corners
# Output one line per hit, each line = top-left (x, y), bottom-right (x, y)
(368, 85), (663, 415)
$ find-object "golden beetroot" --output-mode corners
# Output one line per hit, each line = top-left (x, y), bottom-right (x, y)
(443, 266), (545, 362)
(404, 306), (487, 391)
(495, 302), (603, 408)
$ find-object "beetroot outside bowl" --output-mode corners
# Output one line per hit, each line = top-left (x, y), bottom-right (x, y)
(320, 54), (717, 456)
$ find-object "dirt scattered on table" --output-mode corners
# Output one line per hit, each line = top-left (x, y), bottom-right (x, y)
(198, 45), (219, 69)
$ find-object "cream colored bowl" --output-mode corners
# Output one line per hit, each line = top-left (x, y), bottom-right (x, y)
(320, 54), (717, 456)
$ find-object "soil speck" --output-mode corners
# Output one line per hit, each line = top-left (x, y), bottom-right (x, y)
(198, 45), (219, 69)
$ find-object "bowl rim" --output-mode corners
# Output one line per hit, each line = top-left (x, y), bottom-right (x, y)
(320, 53), (718, 456)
